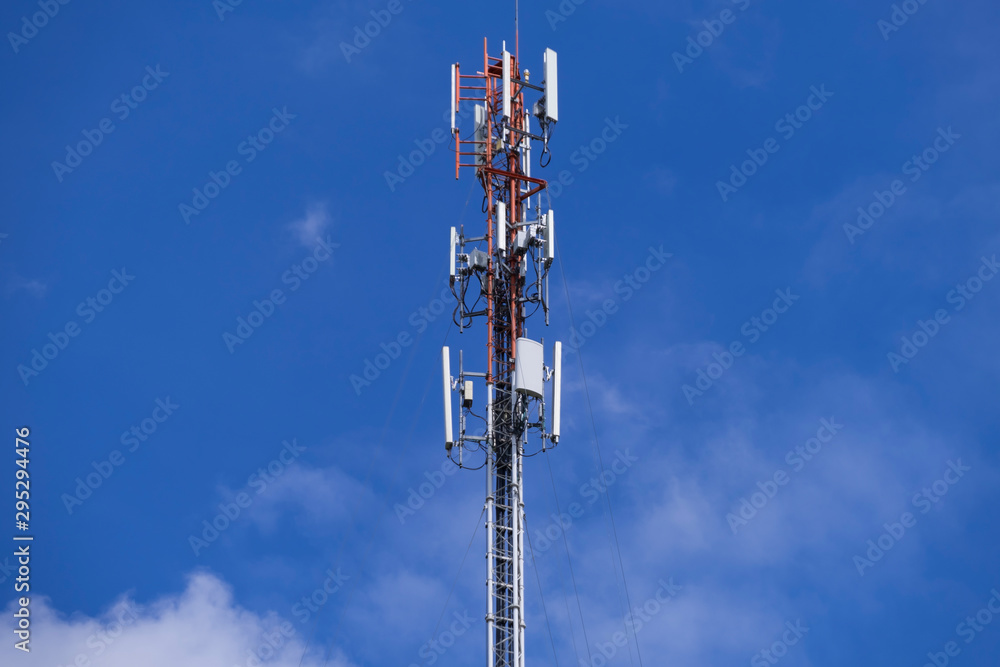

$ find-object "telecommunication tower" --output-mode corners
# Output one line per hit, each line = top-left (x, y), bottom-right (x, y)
(441, 26), (562, 667)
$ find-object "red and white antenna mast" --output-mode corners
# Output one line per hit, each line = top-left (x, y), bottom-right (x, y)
(442, 24), (561, 667)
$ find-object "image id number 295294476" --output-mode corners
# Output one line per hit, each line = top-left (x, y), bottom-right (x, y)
(13, 426), (32, 653)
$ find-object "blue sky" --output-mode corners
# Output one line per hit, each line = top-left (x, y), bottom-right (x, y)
(2, 0), (1000, 665)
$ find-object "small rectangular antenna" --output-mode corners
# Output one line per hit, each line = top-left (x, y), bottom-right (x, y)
(552, 341), (562, 442)
(514, 227), (529, 256)
(474, 104), (487, 165)
(543, 48), (558, 122)
(449, 227), (457, 277)
(545, 210), (555, 261)
(496, 201), (507, 253)
(451, 64), (458, 132)
(462, 380), (473, 408)
(524, 108), (532, 209)
(442, 347), (453, 450)
(502, 50), (512, 120)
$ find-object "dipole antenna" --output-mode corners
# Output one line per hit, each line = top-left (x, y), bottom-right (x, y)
(444, 30), (560, 667)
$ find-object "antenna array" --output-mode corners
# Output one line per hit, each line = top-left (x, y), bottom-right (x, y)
(442, 35), (562, 667)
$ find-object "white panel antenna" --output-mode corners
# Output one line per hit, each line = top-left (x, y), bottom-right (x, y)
(496, 201), (507, 253)
(442, 347), (453, 450)
(513, 338), (544, 398)
(450, 64), (458, 132)
(552, 341), (562, 442)
(543, 48), (558, 122)
(502, 50), (512, 120)
(474, 104), (488, 166)
(545, 210), (555, 261)
(449, 227), (457, 277)
(524, 109), (532, 209)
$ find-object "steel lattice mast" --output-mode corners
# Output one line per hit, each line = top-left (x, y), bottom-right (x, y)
(442, 34), (561, 667)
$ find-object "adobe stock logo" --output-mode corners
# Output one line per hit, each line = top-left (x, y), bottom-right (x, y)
(545, 0), (589, 31)
(671, 0), (756, 73)
(393, 458), (460, 524)
(54, 602), (140, 667)
(716, 86), (834, 202)
(384, 104), (473, 192)
(583, 578), (682, 667)
(546, 117), (628, 200)
(887, 254), (997, 372)
(920, 587), (1000, 667)
(566, 245), (671, 352)
(290, 567), (349, 624)
(236, 621), (298, 667)
(179, 107), (297, 224)
(7, 0), (73, 54)
(349, 280), (454, 395)
(188, 439), (306, 556)
(406, 611), (474, 667)
(17, 268), (136, 386)
(339, 0), (416, 63)
(213, 0), (245, 21)
(877, 0), (934, 41)
(844, 127), (960, 244)
(222, 236), (338, 353)
(727, 418), (844, 534)
(852, 459), (970, 576)
(683, 288), (800, 405)
(750, 620), (809, 667)
(532, 449), (638, 553)
(51, 66), (169, 182)
(61, 397), (180, 514)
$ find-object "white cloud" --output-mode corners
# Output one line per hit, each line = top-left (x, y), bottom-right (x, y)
(522, 331), (996, 662)
(246, 464), (369, 532)
(1, 572), (354, 667)
(287, 203), (331, 247)
(5, 275), (47, 298)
